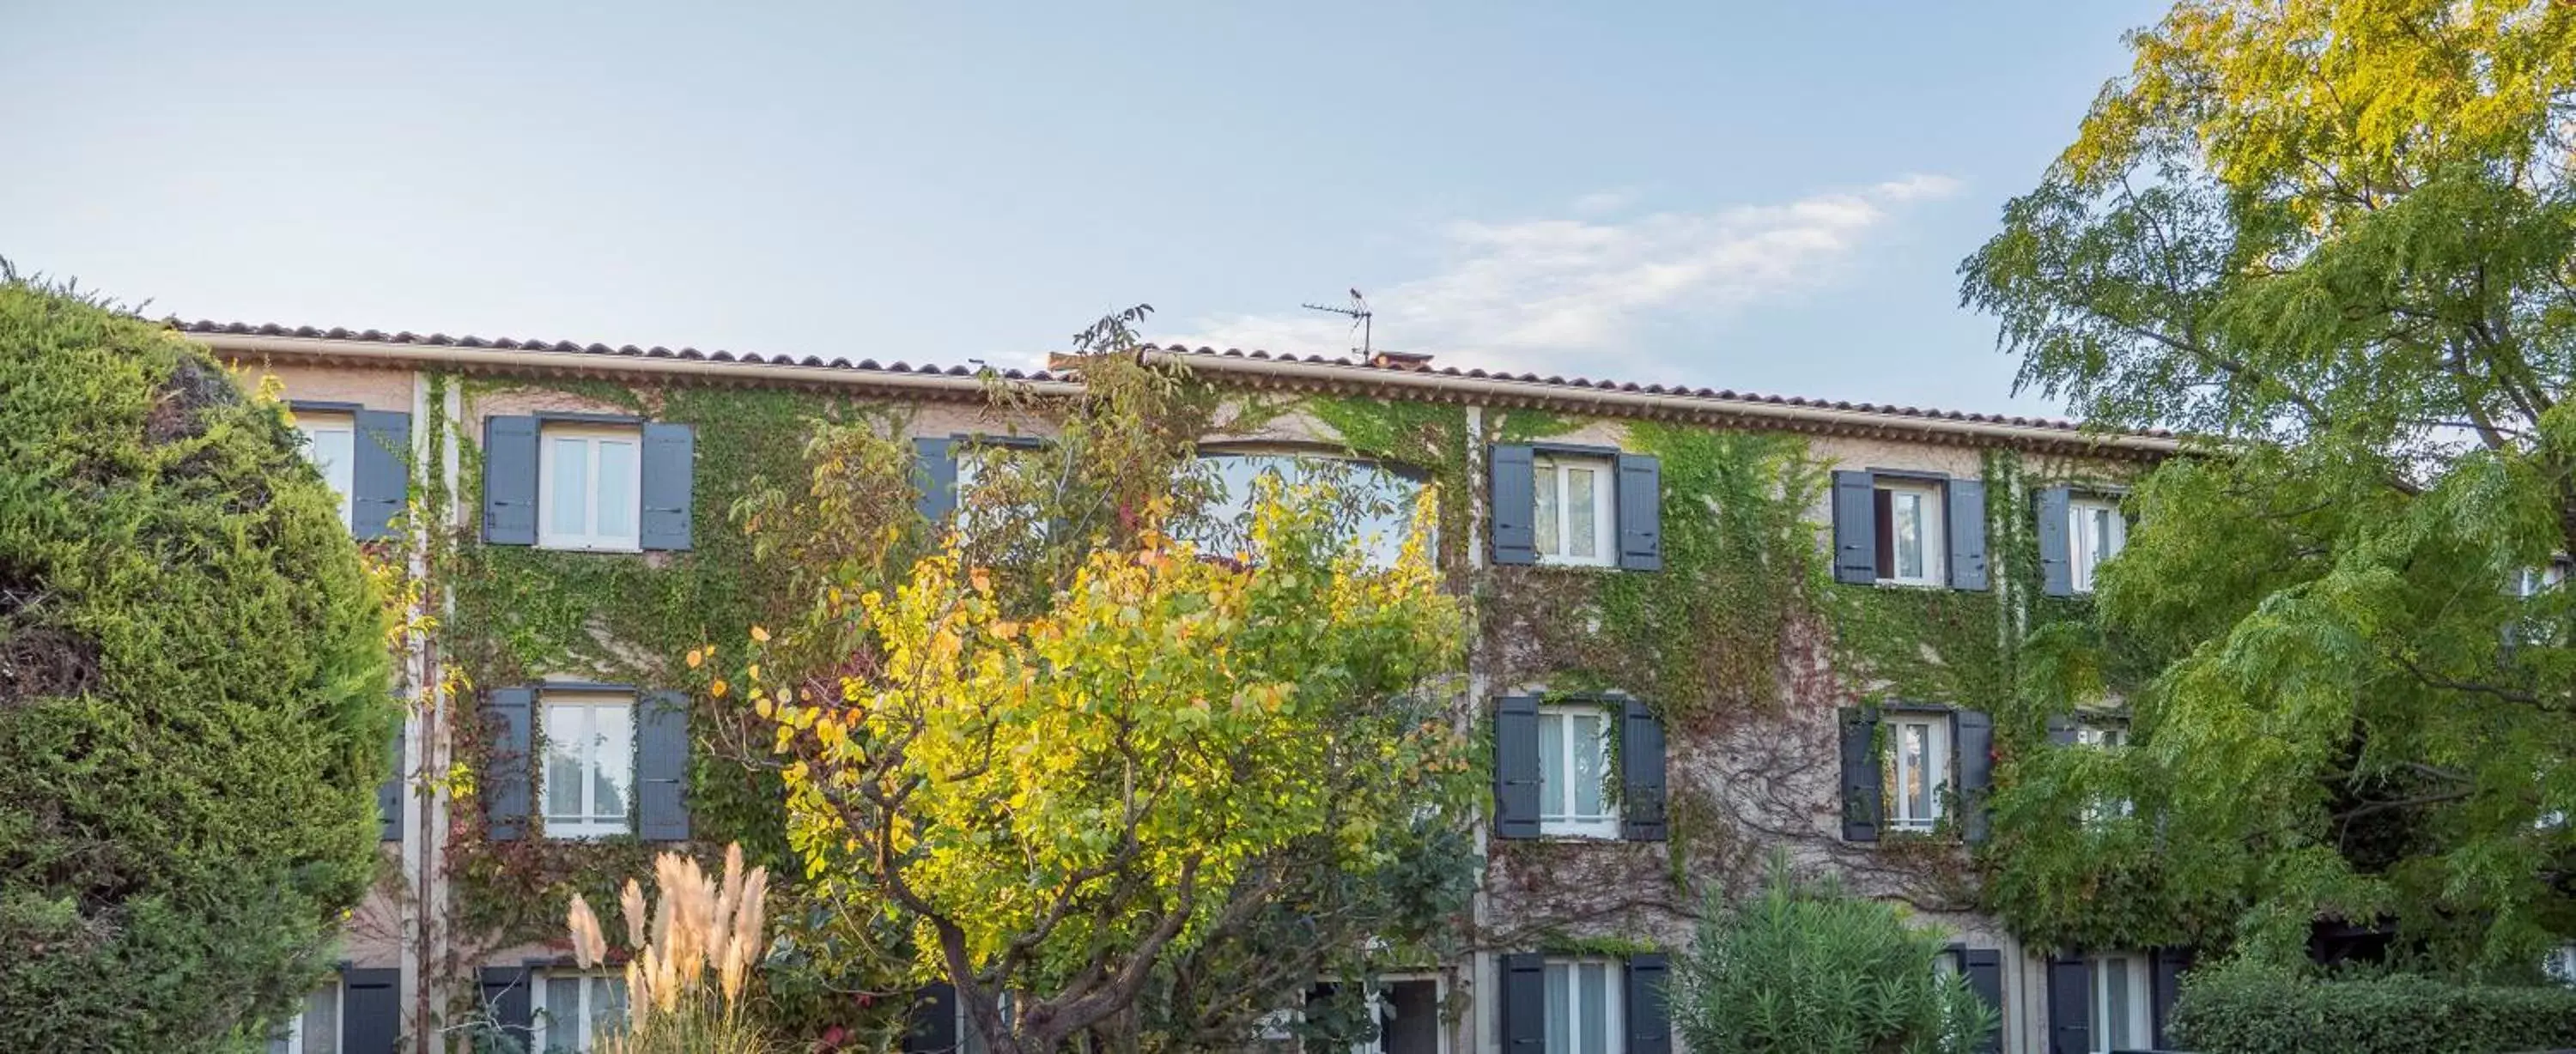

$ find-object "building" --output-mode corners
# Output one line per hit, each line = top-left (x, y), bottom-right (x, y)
(194, 319), (2178, 1054)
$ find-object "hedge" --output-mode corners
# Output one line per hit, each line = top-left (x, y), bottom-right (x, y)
(2169, 960), (2576, 1054)
(0, 276), (396, 1049)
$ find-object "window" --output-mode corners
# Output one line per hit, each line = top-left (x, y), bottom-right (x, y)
(1542, 959), (1624, 1054)
(266, 981), (342, 1054)
(543, 693), (635, 839)
(1874, 479), (1946, 585)
(953, 440), (1049, 552)
(1885, 713), (1950, 833)
(1354, 976), (1443, 1054)
(2077, 724), (2134, 823)
(2069, 496), (2126, 592)
(537, 971), (630, 1053)
(957, 991), (1017, 1054)
(1534, 455), (1615, 567)
(2090, 952), (2150, 1053)
(2547, 943), (2576, 985)
(539, 425), (643, 551)
(1190, 451), (1431, 568)
(1538, 704), (1618, 838)
(296, 413), (357, 530)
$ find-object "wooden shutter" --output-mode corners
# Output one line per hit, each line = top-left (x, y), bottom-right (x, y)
(343, 967), (403, 1054)
(1493, 696), (1542, 839)
(1832, 469), (1878, 584)
(1616, 453), (1662, 571)
(906, 983), (958, 1052)
(2046, 952), (2092, 1054)
(2037, 486), (2074, 596)
(2152, 947), (2194, 1048)
(637, 689), (693, 841)
(1962, 948), (2006, 1054)
(1498, 953), (1544, 1054)
(352, 409), (410, 541)
(1956, 709), (1995, 844)
(482, 415), (539, 546)
(378, 724), (404, 843)
(1839, 706), (1881, 842)
(914, 437), (959, 525)
(1620, 698), (1668, 841)
(1625, 953), (1673, 1054)
(1947, 477), (1989, 591)
(640, 422), (696, 551)
(1490, 445), (1538, 566)
(477, 966), (534, 1053)
(485, 687), (534, 841)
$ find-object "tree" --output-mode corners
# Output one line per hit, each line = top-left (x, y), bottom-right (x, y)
(1961, 1), (2576, 969)
(1671, 854), (1995, 1054)
(0, 270), (397, 1047)
(720, 311), (1479, 1052)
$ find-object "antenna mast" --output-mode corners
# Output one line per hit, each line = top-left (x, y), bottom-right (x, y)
(1300, 288), (1373, 357)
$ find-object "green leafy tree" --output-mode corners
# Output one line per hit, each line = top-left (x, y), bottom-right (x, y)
(0, 270), (396, 1047)
(719, 312), (1479, 1053)
(1961, 0), (2576, 967)
(1671, 854), (1995, 1054)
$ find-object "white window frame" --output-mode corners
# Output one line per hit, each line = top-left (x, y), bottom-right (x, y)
(2069, 496), (2126, 593)
(1537, 702), (1620, 839)
(1541, 957), (1625, 1054)
(267, 979), (342, 1054)
(541, 692), (635, 839)
(2076, 723), (2135, 823)
(1886, 712), (1951, 833)
(535, 970), (629, 1053)
(295, 412), (358, 531)
(537, 424), (644, 552)
(1533, 454), (1617, 568)
(2548, 943), (2576, 985)
(2089, 952), (2151, 1053)
(1349, 972), (1447, 1054)
(957, 990), (1018, 1054)
(1876, 478), (1947, 586)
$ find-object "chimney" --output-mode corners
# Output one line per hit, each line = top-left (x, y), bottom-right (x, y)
(1366, 348), (1434, 373)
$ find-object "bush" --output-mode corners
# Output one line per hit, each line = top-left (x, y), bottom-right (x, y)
(0, 274), (395, 1049)
(1672, 854), (1995, 1054)
(2170, 959), (2576, 1053)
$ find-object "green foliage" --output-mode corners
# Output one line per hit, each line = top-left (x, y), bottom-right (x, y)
(0, 274), (396, 1049)
(1671, 855), (1996, 1054)
(2169, 958), (2576, 1054)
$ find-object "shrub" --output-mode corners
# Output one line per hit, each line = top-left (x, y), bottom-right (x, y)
(0, 273), (395, 1049)
(2169, 959), (2576, 1054)
(1672, 854), (1996, 1054)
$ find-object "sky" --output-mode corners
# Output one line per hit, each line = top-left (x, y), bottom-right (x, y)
(0, 2), (2168, 418)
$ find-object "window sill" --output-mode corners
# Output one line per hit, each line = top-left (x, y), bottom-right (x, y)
(538, 541), (644, 554)
(545, 825), (635, 841)
(1537, 821), (1623, 840)
(1872, 578), (1947, 590)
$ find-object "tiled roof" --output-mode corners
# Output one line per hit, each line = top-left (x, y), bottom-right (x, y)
(168, 318), (1066, 382)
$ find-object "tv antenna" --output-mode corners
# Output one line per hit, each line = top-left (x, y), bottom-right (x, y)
(1301, 288), (1372, 357)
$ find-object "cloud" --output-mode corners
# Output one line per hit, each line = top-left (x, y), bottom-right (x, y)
(1159, 174), (1962, 380)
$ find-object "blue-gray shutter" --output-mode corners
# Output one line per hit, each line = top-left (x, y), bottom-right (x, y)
(1490, 444), (1537, 566)
(1616, 453), (1662, 571)
(486, 687), (534, 840)
(2047, 714), (2081, 746)
(482, 416), (539, 546)
(1963, 948), (2005, 1054)
(1839, 706), (1881, 842)
(1947, 477), (1989, 591)
(1957, 709), (1995, 844)
(379, 724), (404, 843)
(640, 422), (695, 551)
(1620, 698), (1667, 841)
(1625, 953), (1672, 1054)
(343, 966), (402, 1054)
(478, 966), (533, 1052)
(2151, 947), (2193, 1048)
(1832, 469), (1877, 584)
(637, 689), (692, 841)
(1493, 696), (1542, 839)
(1498, 953), (1544, 1054)
(2038, 486), (2074, 597)
(352, 409), (410, 541)
(915, 437), (959, 525)
(2047, 952), (2092, 1054)
(906, 983), (958, 1052)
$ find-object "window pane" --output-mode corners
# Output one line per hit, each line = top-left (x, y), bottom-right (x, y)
(545, 705), (586, 819)
(1893, 492), (1923, 579)
(2102, 958), (2133, 1049)
(550, 437), (590, 536)
(303, 986), (339, 1054)
(591, 976), (629, 1040)
(1567, 466), (1598, 560)
(548, 976), (584, 1051)
(592, 703), (634, 822)
(303, 425), (355, 525)
(1544, 964), (1571, 1054)
(595, 439), (638, 541)
(1577, 963), (1608, 1054)
(1901, 723), (1929, 821)
(1571, 714), (1605, 819)
(1539, 712), (1565, 816)
(1535, 465), (1562, 557)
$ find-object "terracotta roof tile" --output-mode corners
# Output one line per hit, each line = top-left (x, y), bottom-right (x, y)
(169, 318), (1064, 382)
